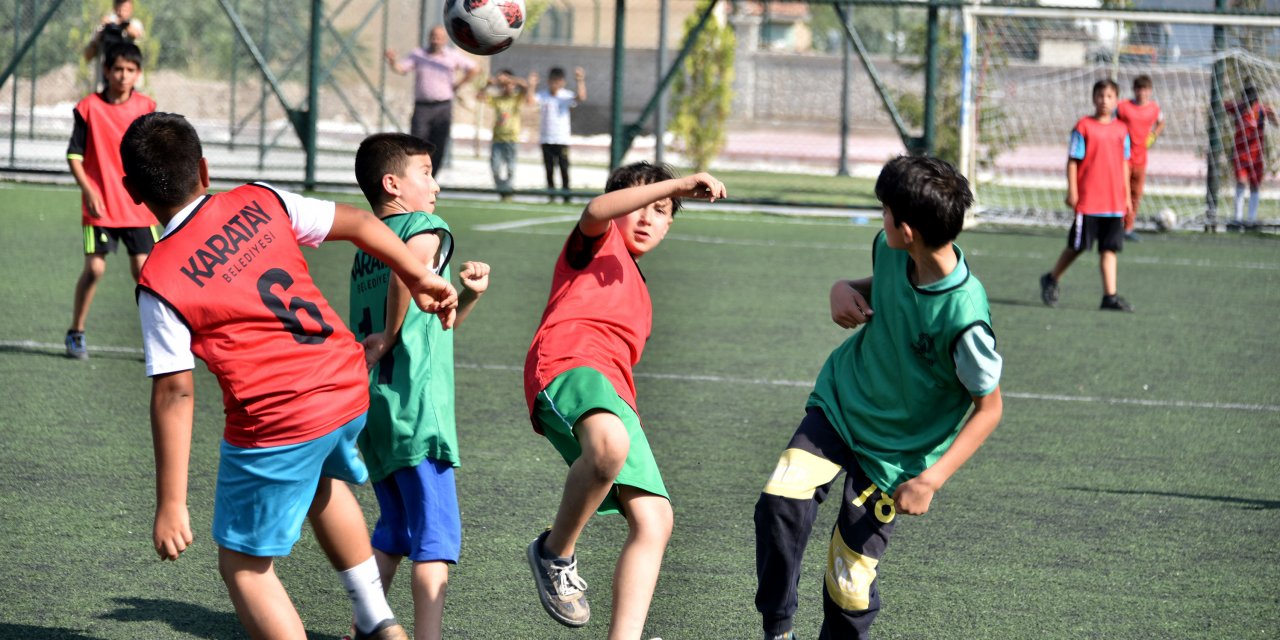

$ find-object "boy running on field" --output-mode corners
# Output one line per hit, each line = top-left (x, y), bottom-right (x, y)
(523, 162), (726, 640)
(347, 132), (491, 640)
(1116, 74), (1165, 241)
(1040, 79), (1134, 312)
(65, 42), (156, 359)
(755, 156), (1004, 640)
(125, 112), (458, 640)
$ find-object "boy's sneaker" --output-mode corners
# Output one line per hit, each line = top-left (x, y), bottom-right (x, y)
(1124, 230), (1142, 242)
(351, 619), (409, 640)
(527, 530), (590, 627)
(765, 632), (797, 640)
(1039, 273), (1060, 307)
(65, 330), (88, 360)
(1100, 295), (1133, 312)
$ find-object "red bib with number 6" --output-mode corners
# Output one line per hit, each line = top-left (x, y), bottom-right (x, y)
(138, 183), (368, 448)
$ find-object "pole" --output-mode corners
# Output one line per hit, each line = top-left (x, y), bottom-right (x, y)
(655, 0), (669, 164)
(305, 0), (323, 190)
(922, 0), (939, 156)
(10, 1), (22, 167)
(230, 0), (240, 150)
(838, 2), (851, 176)
(609, 0), (627, 170)
(1206, 0), (1227, 231)
(28, 0), (38, 140)
(258, 1), (271, 171)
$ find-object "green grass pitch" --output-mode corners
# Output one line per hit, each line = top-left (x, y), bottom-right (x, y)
(0, 181), (1277, 639)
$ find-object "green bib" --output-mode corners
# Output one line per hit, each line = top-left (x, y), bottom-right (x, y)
(349, 212), (459, 480)
(808, 232), (993, 494)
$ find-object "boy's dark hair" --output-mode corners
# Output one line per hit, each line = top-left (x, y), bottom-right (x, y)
(104, 42), (143, 70)
(114, 0), (132, 6)
(548, 67), (566, 81)
(1133, 75), (1152, 90)
(355, 133), (435, 206)
(1243, 85), (1260, 103)
(606, 161), (682, 215)
(874, 155), (972, 248)
(498, 68), (515, 76)
(1092, 78), (1119, 97)
(120, 112), (203, 208)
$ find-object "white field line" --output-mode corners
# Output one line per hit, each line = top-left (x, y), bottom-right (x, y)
(474, 219), (1280, 271)
(5, 343), (1276, 413)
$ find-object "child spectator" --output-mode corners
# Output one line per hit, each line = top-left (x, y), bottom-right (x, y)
(1116, 74), (1165, 241)
(123, 112), (458, 640)
(1040, 79), (1134, 312)
(523, 162), (725, 638)
(754, 155), (1003, 640)
(347, 132), (491, 640)
(1225, 85), (1278, 229)
(65, 42), (156, 359)
(478, 70), (534, 198)
(532, 67), (586, 203)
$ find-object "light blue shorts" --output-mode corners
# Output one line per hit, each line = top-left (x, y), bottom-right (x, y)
(370, 457), (461, 563)
(213, 413), (369, 557)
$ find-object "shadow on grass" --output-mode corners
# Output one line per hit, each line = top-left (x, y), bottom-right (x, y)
(987, 297), (1051, 309)
(1067, 486), (1280, 510)
(0, 624), (102, 640)
(0, 343), (144, 363)
(98, 597), (246, 639)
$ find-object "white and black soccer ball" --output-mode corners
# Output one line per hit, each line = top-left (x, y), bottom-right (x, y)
(1155, 207), (1178, 232)
(444, 0), (525, 56)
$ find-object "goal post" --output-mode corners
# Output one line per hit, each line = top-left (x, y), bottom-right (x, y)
(959, 3), (1280, 229)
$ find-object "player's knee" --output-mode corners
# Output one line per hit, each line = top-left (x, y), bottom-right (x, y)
(825, 528), (879, 613)
(634, 498), (673, 543)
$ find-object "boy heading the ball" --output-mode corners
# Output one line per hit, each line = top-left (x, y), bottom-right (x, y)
(523, 162), (726, 639)
(754, 156), (1004, 640)
(125, 112), (458, 640)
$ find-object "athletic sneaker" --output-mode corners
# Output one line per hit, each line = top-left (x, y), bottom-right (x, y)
(1039, 273), (1060, 307)
(1124, 230), (1142, 242)
(351, 619), (409, 640)
(65, 330), (88, 360)
(527, 530), (590, 627)
(1100, 295), (1133, 312)
(765, 632), (797, 640)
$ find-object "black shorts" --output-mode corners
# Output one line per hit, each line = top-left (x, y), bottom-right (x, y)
(83, 225), (158, 256)
(1067, 214), (1124, 253)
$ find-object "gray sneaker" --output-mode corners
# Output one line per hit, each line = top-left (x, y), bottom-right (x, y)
(65, 330), (88, 360)
(527, 530), (590, 627)
(1039, 273), (1060, 307)
(765, 632), (797, 640)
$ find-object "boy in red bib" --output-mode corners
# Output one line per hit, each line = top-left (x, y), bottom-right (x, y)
(124, 112), (458, 640)
(1040, 79), (1134, 312)
(1225, 85), (1278, 228)
(1116, 74), (1165, 240)
(523, 162), (725, 639)
(65, 42), (156, 359)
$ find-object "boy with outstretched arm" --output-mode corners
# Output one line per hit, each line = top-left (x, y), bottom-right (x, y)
(124, 112), (458, 640)
(523, 162), (726, 640)
(347, 133), (491, 640)
(755, 156), (1003, 640)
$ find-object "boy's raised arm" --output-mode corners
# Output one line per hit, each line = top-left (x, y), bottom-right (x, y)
(151, 370), (196, 561)
(328, 204), (458, 328)
(579, 172), (726, 237)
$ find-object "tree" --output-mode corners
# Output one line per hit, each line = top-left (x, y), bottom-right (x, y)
(669, 0), (734, 172)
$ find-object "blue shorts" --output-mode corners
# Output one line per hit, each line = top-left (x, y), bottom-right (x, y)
(370, 457), (461, 563)
(213, 413), (369, 557)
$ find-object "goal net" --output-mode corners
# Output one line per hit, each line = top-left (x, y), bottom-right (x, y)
(959, 5), (1280, 229)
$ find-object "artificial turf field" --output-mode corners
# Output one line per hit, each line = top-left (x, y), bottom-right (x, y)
(0, 181), (1276, 640)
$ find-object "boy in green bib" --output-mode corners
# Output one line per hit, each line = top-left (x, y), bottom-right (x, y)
(754, 156), (1004, 640)
(349, 133), (491, 640)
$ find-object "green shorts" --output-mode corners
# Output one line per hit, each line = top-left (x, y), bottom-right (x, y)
(534, 367), (669, 515)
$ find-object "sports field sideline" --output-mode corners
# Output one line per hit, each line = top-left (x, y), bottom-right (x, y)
(0, 181), (1276, 639)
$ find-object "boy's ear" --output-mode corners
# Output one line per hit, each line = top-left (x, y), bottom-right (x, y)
(899, 220), (917, 246)
(198, 157), (210, 189)
(381, 173), (400, 200)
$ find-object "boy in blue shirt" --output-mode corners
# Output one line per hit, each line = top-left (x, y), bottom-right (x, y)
(754, 156), (1004, 640)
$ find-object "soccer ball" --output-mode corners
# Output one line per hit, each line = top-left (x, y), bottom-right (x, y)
(444, 0), (525, 55)
(1155, 207), (1178, 232)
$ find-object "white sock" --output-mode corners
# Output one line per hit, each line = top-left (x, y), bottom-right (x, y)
(1249, 189), (1261, 221)
(1235, 183), (1247, 221)
(338, 556), (395, 634)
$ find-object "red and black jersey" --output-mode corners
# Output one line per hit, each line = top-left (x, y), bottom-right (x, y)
(137, 184), (368, 448)
(69, 91), (157, 228)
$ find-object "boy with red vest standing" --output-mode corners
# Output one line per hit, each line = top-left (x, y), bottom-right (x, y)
(123, 112), (458, 640)
(523, 162), (725, 639)
(1116, 75), (1165, 241)
(1040, 79), (1134, 312)
(65, 42), (156, 359)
